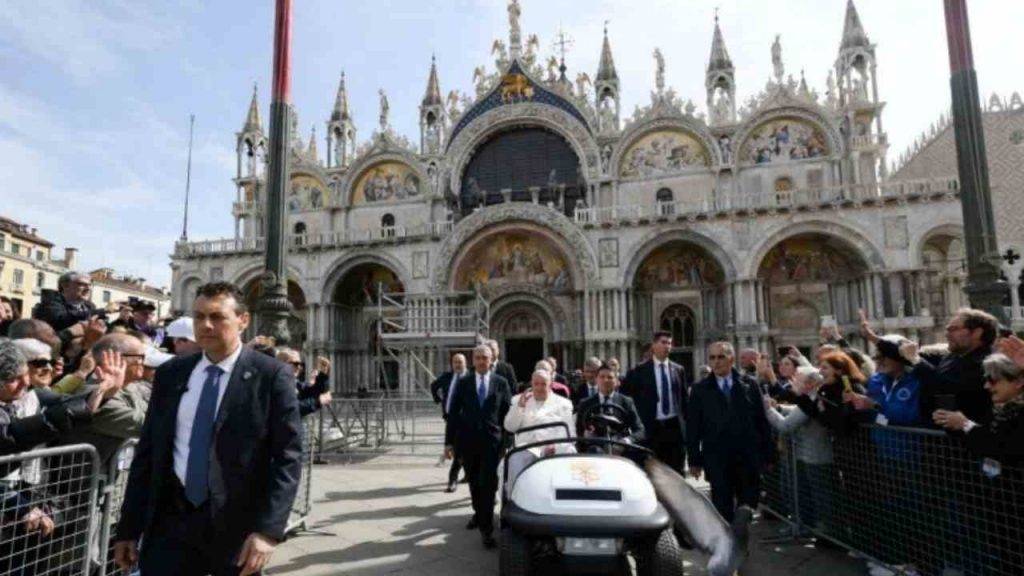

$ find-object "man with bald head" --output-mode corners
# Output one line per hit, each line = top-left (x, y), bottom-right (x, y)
(431, 353), (469, 492)
(57, 333), (152, 466)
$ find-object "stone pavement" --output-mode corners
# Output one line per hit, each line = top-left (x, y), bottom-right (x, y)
(267, 453), (868, 576)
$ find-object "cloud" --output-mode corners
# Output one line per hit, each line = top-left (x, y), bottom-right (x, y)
(0, 0), (179, 83)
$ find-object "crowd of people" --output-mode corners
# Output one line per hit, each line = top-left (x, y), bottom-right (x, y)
(0, 276), (334, 575)
(433, 308), (1023, 576)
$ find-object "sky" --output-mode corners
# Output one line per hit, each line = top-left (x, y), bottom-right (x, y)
(1, 0), (1022, 289)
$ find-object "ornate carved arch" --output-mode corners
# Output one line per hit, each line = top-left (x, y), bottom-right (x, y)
(745, 218), (886, 279)
(623, 227), (739, 287)
(489, 292), (567, 342)
(732, 105), (845, 170)
(432, 203), (598, 291)
(911, 222), (964, 269)
(341, 149), (430, 206)
(612, 116), (722, 176)
(445, 103), (601, 200)
(319, 249), (412, 304)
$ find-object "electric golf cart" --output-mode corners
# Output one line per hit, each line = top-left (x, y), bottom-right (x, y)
(498, 404), (684, 576)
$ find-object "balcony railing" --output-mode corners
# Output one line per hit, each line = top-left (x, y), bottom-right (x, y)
(174, 221), (454, 258)
(574, 177), (960, 226)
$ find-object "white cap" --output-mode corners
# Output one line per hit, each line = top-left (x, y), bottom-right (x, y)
(144, 347), (175, 369)
(166, 317), (195, 341)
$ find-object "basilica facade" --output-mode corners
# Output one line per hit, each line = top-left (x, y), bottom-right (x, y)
(170, 1), (1024, 392)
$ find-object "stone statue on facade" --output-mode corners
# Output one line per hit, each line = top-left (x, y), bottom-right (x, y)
(771, 35), (784, 83)
(575, 72), (591, 100)
(508, 0), (522, 56)
(653, 48), (665, 93)
(378, 89), (389, 130)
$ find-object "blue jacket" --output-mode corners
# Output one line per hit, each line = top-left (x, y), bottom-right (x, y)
(865, 371), (924, 460)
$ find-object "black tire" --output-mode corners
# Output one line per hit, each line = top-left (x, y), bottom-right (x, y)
(634, 528), (684, 576)
(500, 527), (533, 576)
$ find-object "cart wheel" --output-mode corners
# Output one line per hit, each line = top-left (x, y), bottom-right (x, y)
(634, 528), (683, 576)
(499, 527), (533, 576)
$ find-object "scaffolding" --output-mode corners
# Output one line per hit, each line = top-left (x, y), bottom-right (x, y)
(375, 287), (489, 397)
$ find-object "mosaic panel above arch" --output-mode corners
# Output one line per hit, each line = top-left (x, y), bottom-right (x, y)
(619, 129), (711, 178)
(739, 117), (830, 165)
(453, 231), (571, 293)
(351, 161), (423, 205)
(287, 174), (329, 213)
(757, 235), (867, 284)
(634, 242), (725, 291)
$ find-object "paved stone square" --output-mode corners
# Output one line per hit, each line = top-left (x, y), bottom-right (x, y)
(267, 453), (868, 576)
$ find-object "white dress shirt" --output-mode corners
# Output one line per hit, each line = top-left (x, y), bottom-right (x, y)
(173, 343), (243, 484)
(653, 358), (678, 420)
(504, 392), (575, 456)
(716, 374), (733, 396)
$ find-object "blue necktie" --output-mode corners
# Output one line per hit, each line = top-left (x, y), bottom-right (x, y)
(477, 375), (486, 407)
(185, 365), (223, 506)
(722, 377), (732, 399)
(659, 363), (671, 416)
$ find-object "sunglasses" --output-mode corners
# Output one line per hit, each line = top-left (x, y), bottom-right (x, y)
(287, 361), (303, 367)
(27, 359), (55, 369)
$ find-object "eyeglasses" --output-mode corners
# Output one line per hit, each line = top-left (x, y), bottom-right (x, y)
(27, 359), (55, 369)
(287, 361), (303, 367)
(708, 354), (729, 360)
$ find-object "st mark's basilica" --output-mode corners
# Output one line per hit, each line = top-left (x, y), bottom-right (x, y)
(170, 1), (1024, 392)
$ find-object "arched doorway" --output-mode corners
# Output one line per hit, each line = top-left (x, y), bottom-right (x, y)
(921, 233), (965, 323)
(757, 233), (869, 355)
(631, 240), (727, 376)
(491, 302), (551, 388)
(329, 263), (405, 391)
(459, 126), (584, 217)
(241, 278), (308, 349)
(659, 303), (697, 376)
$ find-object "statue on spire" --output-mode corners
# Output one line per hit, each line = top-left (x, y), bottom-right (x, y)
(508, 0), (522, 58)
(653, 48), (666, 94)
(378, 89), (390, 130)
(771, 35), (784, 83)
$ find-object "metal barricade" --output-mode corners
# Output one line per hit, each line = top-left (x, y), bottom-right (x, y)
(286, 417), (316, 534)
(96, 439), (138, 576)
(760, 424), (1023, 576)
(0, 444), (101, 576)
(317, 397), (446, 457)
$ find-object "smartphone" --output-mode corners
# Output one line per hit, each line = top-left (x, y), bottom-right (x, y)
(777, 346), (795, 358)
(935, 394), (957, 411)
(998, 326), (1014, 338)
(820, 315), (837, 329)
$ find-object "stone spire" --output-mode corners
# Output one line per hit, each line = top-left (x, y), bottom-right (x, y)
(840, 0), (870, 50)
(422, 55), (442, 107)
(243, 83), (262, 133)
(707, 12), (733, 75)
(331, 71), (350, 122)
(596, 23), (618, 83)
(307, 125), (318, 163)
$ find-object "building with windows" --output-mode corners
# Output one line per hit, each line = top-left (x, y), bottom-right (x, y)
(169, 1), (1023, 391)
(89, 268), (172, 318)
(0, 216), (74, 316)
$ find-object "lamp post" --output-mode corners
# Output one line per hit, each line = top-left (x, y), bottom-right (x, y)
(943, 0), (1007, 322)
(257, 0), (294, 343)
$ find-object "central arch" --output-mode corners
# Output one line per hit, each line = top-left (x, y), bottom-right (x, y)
(458, 126), (583, 216)
(489, 294), (562, 388)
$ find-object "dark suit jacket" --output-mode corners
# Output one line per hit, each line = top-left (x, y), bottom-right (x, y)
(620, 359), (687, 444)
(116, 346), (302, 553)
(494, 361), (517, 387)
(570, 380), (598, 408)
(444, 371), (511, 454)
(429, 371), (463, 418)
(685, 368), (773, 471)
(575, 392), (646, 445)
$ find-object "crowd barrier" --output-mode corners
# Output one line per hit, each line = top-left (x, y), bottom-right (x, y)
(0, 417), (318, 576)
(317, 396), (445, 455)
(0, 444), (100, 576)
(761, 423), (1023, 576)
